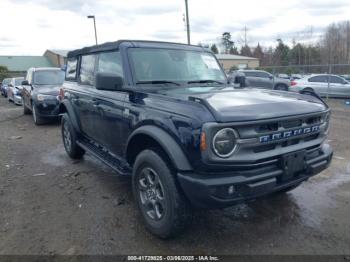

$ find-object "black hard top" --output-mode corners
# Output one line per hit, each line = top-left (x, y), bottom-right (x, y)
(67, 40), (207, 58)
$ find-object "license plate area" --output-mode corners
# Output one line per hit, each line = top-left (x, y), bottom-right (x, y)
(280, 150), (306, 181)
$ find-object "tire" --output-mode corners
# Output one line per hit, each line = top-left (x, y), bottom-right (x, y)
(303, 87), (314, 93)
(61, 113), (85, 159)
(132, 149), (193, 238)
(23, 101), (31, 115)
(32, 104), (45, 125)
(274, 84), (288, 91)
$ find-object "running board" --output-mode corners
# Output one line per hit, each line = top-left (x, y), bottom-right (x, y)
(77, 139), (131, 176)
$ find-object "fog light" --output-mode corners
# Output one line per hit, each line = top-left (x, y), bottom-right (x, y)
(228, 185), (235, 195)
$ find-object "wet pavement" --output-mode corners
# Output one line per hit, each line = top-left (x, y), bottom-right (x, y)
(0, 96), (349, 255)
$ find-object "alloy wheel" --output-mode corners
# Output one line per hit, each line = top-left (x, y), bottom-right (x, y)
(138, 167), (166, 221)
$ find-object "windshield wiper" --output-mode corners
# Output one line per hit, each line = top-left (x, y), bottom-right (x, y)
(136, 80), (180, 86)
(187, 79), (225, 85)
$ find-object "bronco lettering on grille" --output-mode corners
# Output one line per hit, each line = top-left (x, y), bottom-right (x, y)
(259, 125), (320, 143)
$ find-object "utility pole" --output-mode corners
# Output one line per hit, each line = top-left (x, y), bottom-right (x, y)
(184, 0), (191, 45)
(243, 26), (248, 46)
(87, 15), (98, 45)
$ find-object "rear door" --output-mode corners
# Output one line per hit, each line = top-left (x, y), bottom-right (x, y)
(307, 75), (329, 96)
(255, 71), (273, 89)
(92, 51), (127, 156)
(74, 54), (99, 139)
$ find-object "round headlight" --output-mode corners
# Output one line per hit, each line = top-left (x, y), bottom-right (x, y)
(212, 128), (237, 158)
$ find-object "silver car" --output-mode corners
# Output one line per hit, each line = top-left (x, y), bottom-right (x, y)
(291, 74), (350, 98)
(238, 70), (290, 91)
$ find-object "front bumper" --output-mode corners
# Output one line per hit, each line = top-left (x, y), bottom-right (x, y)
(177, 143), (333, 208)
(13, 95), (22, 105)
(35, 99), (60, 118)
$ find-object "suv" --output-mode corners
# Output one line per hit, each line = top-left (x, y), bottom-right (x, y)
(22, 67), (65, 125)
(237, 69), (290, 91)
(59, 40), (333, 238)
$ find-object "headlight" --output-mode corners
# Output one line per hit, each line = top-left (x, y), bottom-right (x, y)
(212, 128), (237, 158)
(37, 94), (55, 101)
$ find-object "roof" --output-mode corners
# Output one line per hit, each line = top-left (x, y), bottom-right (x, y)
(45, 49), (69, 57)
(0, 56), (54, 72)
(215, 54), (258, 60)
(67, 40), (206, 58)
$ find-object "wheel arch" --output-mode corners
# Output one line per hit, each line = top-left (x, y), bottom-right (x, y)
(58, 100), (80, 132)
(126, 126), (193, 172)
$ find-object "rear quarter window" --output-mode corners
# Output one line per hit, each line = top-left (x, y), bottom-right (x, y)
(66, 58), (78, 80)
(79, 55), (96, 86)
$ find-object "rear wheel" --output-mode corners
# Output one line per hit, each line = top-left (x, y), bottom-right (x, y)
(61, 113), (85, 159)
(132, 149), (193, 238)
(274, 84), (288, 91)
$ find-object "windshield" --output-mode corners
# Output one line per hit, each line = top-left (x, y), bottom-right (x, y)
(2, 78), (10, 85)
(15, 78), (24, 86)
(34, 70), (65, 85)
(129, 48), (226, 85)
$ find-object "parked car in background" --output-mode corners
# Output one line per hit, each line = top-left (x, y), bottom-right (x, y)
(277, 73), (290, 79)
(290, 74), (350, 98)
(291, 74), (302, 80)
(7, 77), (24, 105)
(1, 78), (12, 97)
(340, 74), (350, 81)
(237, 70), (290, 91)
(22, 67), (65, 125)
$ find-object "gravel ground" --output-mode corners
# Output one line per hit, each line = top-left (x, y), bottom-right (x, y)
(0, 96), (349, 255)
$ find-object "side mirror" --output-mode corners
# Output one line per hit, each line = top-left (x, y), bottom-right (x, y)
(95, 72), (123, 91)
(269, 75), (273, 80)
(22, 80), (29, 85)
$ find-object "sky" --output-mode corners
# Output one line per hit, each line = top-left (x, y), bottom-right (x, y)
(1, 0), (350, 55)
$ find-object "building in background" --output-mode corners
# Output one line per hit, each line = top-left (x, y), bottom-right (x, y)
(0, 56), (54, 77)
(215, 54), (259, 72)
(0, 49), (69, 77)
(43, 49), (68, 68)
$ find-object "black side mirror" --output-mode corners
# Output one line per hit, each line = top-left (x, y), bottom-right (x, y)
(95, 72), (123, 91)
(22, 80), (29, 85)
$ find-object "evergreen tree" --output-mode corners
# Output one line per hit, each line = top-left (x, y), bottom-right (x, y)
(210, 44), (219, 54)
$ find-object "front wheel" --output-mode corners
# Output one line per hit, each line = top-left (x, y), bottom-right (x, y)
(132, 149), (193, 238)
(32, 104), (45, 125)
(23, 100), (31, 115)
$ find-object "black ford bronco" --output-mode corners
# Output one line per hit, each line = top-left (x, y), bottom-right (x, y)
(59, 40), (333, 238)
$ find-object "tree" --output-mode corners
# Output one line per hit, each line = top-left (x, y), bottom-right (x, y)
(0, 65), (10, 81)
(210, 44), (219, 54)
(273, 39), (290, 66)
(221, 32), (235, 54)
(229, 46), (239, 55)
(240, 44), (252, 57)
(253, 43), (264, 61)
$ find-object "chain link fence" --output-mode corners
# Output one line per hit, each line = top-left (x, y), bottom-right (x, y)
(260, 64), (350, 79)
(257, 64), (350, 99)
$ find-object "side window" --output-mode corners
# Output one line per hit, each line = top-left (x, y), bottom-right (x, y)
(308, 76), (327, 83)
(66, 58), (78, 80)
(244, 72), (256, 77)
(256, 72), (270, 78)
(79, 55), (96, 85)
(97, 51), (123, 77)
(330, 76), (343, 84)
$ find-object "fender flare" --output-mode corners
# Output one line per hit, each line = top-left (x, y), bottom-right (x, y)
(59, 100), (81, 132)
(126, 125), (193, 171)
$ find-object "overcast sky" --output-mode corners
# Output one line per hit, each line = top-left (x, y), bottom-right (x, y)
(1, 0), (350, 55)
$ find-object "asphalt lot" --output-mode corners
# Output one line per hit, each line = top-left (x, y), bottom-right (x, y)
(0, 96), (350, 255)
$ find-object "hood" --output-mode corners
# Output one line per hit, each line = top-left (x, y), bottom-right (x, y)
(162, 88), (327, 122)
(33, 84), (61, 96)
